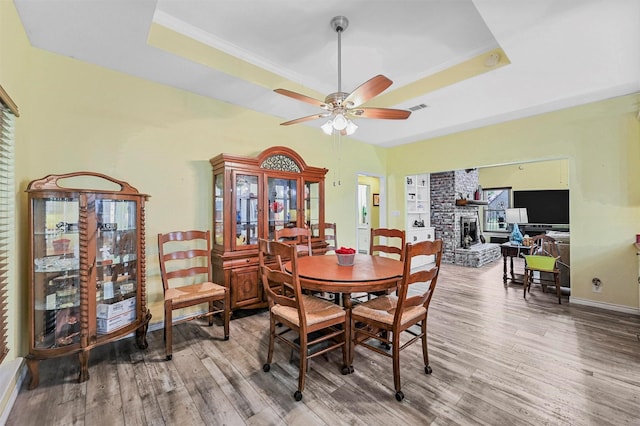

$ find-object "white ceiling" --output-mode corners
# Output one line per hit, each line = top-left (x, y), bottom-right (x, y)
(13, 0), (640, 147)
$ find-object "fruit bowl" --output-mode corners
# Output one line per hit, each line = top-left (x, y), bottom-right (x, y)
(335, 247), (356, 266)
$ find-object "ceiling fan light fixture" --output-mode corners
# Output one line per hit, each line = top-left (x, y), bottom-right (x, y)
(321, 120), (334, 135)
(332, 113), (348, 130)
(345, 120), (358, 135)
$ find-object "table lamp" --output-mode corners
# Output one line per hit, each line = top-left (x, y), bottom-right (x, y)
(505, 208), (528, 245)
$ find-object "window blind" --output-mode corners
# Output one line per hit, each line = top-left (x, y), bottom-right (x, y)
(0, 101), (16, 363)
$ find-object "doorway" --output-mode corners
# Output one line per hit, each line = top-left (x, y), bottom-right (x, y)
(356, 174), (384, 253)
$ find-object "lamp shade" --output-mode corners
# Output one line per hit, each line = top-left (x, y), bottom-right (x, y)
(505, 208), (528, 224)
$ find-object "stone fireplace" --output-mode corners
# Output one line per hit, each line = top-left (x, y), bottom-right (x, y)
(431, 170), (501, 267)
(460, 215), (479, 248)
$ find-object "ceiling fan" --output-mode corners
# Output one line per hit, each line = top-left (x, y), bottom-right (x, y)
(274, 16), (411, 136)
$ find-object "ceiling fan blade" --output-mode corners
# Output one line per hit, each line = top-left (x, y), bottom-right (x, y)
(280, 113), (327, 126)
(343, 75), (393, 108)
(351, 107), (411, 120)
(274, 89), (327, 108)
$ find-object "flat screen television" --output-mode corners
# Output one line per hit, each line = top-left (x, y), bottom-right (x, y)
(513, 190), (569, 225)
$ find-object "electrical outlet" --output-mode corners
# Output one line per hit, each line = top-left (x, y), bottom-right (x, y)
(592, 277), (602, 293)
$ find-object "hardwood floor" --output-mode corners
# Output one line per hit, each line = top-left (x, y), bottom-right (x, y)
(7, 259), (640, 425)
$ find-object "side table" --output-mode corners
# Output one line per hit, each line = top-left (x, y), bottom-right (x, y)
(500, 242), (534, 286)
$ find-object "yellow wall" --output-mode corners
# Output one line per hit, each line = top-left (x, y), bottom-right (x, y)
(2, 1), (640, 366)
(479, 159), (569, 191)
(1, 2), (386, 359)
(388, 95), (640, 310)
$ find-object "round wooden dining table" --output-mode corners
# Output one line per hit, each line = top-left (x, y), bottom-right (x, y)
(285, 253), (403, 372)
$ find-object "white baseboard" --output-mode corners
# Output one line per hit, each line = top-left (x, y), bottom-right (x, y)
(570, 297), (640, 315)
(0, 357), (26, 425)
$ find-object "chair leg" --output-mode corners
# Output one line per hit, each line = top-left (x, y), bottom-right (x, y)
(208, 301), (215, 326)
(263, 315), (276, 371)
(342, 318), (350, 374)
(296, 332), (308, 401)
(164, 303), (173, 361)
(349, 317), (356, 369)
(555, 272), (562, 304)
(392, 334), (403, 401)
(523, 270), (529, 299)
(421, 319), (432, 374)
(223, 290), (230, 340)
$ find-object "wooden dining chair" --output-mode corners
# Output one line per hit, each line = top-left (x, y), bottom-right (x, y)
(311, 222), (339, 301)
(323, 222), (337, 252)
(157, 230), (230, 360)
(368, 227), (406, 298)
(370, 228), (406, 260)
(523, 234), (563, 303)
(351, 239), (443, 401)
(274, 226), (313, 256)
(258, 238), (348, 401)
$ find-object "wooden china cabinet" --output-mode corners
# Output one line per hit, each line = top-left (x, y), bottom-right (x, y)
(210, 146), (328, 310)
(25, 172), (151, 389)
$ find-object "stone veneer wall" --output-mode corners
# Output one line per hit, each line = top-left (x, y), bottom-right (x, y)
(430, 169), (480, 263)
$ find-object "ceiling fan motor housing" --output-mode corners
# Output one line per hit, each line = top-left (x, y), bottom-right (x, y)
(325, 92), (349, 108)
(330, 16), (349, 33)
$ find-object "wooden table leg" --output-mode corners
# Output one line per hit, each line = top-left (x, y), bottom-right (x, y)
(503, 255), (508, 286)
(509, 256), (515, 282)
(343, 293), (355, 374)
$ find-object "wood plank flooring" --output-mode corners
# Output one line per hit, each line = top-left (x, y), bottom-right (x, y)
(7, 259), (640, 425)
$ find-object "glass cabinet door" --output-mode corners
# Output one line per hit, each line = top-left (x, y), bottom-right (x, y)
(95, 198), (138, 334)
(213, 173), (224, 246)
(267, 176), (298, 240)
(305, 180), (321, 234)
(234, 173), (259, 249)
(32, 197), (81, 349)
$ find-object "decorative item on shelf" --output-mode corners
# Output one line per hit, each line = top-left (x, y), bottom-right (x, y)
(506, 208), (528, 245)
(270, 201), (284, 213)
(52, 239), (71, 254)
(335, 247), (356, 266)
